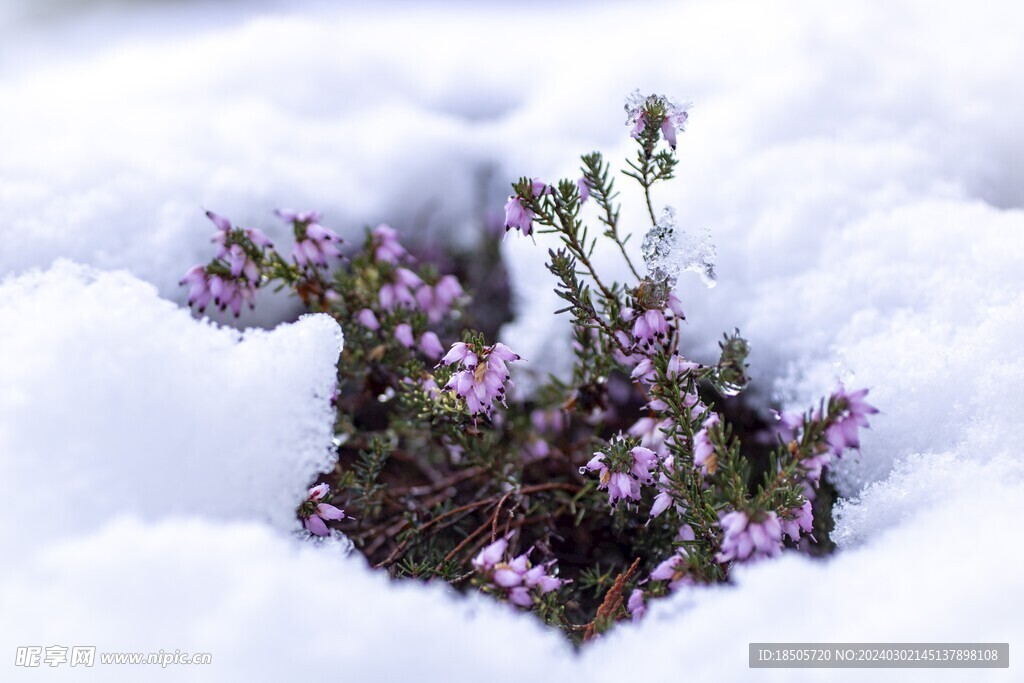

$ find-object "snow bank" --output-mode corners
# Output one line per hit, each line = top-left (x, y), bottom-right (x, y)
(0, 261), (342, 552)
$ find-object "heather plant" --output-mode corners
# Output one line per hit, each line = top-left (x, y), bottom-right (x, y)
(182, 92), (877, 644)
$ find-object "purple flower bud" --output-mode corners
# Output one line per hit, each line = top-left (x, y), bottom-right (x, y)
(440, 342), (470, 366)
(503, 195), (535, 237)
(577, 177), (591, 203)
(493, 567), (523, 587)
(394, 323), (415, 349)
(472, 538), (508, 570)
(205, 209), (232, 232)
(649, 554), (686, 582)
(715, 510), (782, 564)
(316, 503), (346, 521)
(246, 227), (274, 248)
(693, 413), (720, 476)
(304, 515), (329, 536)
(300, 483), (346, 537)
(441, 342), (520, 417)
(419, 331), (444, 360)
(508, 587), (533, 608)
(356, 308), (380, 331)
(627, 589), (646, 622)
(650, 491), (673, 518)
(781, 500), (814, 542)
(535, 574), (563, 594)
(372, 224), (410, 263)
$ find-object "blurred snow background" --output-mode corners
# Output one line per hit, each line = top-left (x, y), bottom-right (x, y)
(1, 0), (1023, 680)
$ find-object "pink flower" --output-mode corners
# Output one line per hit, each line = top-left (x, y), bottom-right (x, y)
(521, 436), (551, 463)
(825, 384), (879, 455)
(624, 91), (691, 150)
(577, 177), (591, 203)
(627, 588), (646, 622)
(415, 274), (463, 323)
(179, 264), (257, 317)
(379, 267), (423, 311)
(781, 500), (814, 542)
(472, 538), (508, 570)
(276, 209), (344, 269)
(772, 409), (804, 443)
(650, 490), (673, 519)
(356, 308), (380, 331)
(692, 413), (720, 476)
(531, 408), (566, 434)
(649, 552), (693, 591)
(715, 510), (782, 563)
(180, 264), (214, 313)
(631, 309), (669, 351)
(504, 195), (535, 237)
(472, 537), (564, 609)
(442, 342), (521, 417)
(584, 445), (658, 507)
(206, 210), (273, 254)
(371, 224), (409, 264)
(183, 209), (273, 316)
(649, 450), (679, 518)
(205, 209), (232, 232)
(630, 358), (657, 384)
(439, 341), (476, 368)
(630, 446), (658, 482)
(799, 451), (832, 485)
(394, 323), (415, 348)
(628, 417), (669, 453)
(300, 483), (347, 536)
(418, 331), (444, 360)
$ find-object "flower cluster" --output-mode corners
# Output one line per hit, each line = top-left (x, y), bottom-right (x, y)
(275, 209), (344, 269)
(583, 440), (659, 508)
(503, 179), (550, 238)
(180, 211), (273, 316)
(177, 93), (890, 644)
(624, 90), (692, 150)
(825, 383), (879, 455)
(298, 484), (348, 537)
(621, 292), (685, 354)
(371, 224), (410, 264)
(715, 510), (782, 563)
(439, 341), (521, 418)
(472, 537), (565, 608)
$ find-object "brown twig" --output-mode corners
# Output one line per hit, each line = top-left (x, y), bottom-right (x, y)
(388, 467), (485, 496)
(374, 483), (580, 569)
(490, 490), (515, 542)
(583, 557), (641, 642)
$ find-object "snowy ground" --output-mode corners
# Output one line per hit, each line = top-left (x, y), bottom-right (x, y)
(1, 1), (1022, 680)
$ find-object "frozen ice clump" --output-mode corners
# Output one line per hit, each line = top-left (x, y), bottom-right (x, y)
(0, 260), (343, 552)
(641, 206), (679, 283)
(642, 206), (717, 288)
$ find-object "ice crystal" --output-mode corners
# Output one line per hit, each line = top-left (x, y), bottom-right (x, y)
(642, 207), (717, 288)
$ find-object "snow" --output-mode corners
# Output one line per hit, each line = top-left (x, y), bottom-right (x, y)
(0, 261), (343, 552)
(1, 0), (1023, 680)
